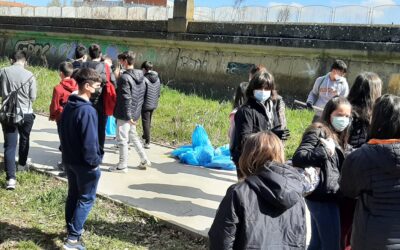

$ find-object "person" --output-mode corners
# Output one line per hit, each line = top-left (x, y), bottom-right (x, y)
(306, 60), (349, 121)
(340, 94), (400, 250)
(110, 51), (151, 172)
(0, 51), (37, 190)
(60, 68), (102, 249)
(292, 96), (352, 250)
(230, 70), (290, 179)
(209, 131), (306, 249)
(81, 44), (115, 160)
(49, 61), (78, 175)
(141, 61), (161, 149)
(339, 72), (382, 249)
(72, 44), (87, 70)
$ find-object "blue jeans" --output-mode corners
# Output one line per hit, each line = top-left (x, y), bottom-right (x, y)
(65, 164), (101, 240)
(306, 199), (340, 250)
(1, 113), (35, 180)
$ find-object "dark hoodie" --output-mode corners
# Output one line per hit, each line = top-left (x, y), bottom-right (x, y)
(60, 94), (101, 168)
(49, 78), (78, 122)
(142, 70), (161, 111)
(114, 69), (146, 121)
(209, 162), (306, 250)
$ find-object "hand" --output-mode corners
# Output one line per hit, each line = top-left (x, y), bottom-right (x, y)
(271, 127), (290, 140)
(320, 137), (335, 157)
(306, 102), (314, 110)
(129, 119), (137, 125)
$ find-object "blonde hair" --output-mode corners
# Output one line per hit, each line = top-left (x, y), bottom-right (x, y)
(238, 131), (285, 178)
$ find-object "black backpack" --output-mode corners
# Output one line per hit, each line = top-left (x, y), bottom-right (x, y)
(0, 71), (34, 126)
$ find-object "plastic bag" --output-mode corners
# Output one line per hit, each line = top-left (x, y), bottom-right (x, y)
(192, 125), (212, 148)
(205, 155), (236, 170)
(106, 116), (116, 137)
(214, 144), (231, 157)
(196, 145), (214, 166)
(180, 151), (200, 166)
(171, 145), (193, 158)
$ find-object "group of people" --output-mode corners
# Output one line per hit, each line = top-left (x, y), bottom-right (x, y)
(210, 60), (399, 250)
(0, 45), (161, 249)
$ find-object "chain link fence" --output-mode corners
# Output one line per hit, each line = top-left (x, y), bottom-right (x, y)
(0, 5), (399, 24)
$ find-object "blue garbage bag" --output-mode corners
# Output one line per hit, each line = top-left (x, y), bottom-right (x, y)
(196, 145), (214, 166)
(192, 125), (212, 148)
(205, 155), (236, 170)
(214, 144), (231, 157)
(106, 116), (116, 137)
(171, 145), (193, 158)
(180, 151), (200, 166)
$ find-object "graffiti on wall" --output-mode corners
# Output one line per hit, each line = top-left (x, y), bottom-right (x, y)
(178, 56), (208, 71)
(15, 39), (51, 67)
(226, 62), (255, 75)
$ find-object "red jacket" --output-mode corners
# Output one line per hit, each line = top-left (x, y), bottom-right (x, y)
(49, 78), (78, 122)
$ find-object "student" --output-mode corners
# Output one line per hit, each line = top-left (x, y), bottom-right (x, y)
(209, 131), (306, 249)
(230, 70), (289, 179)
(340, 94), (400, 250)
(0, 51), (37, 190)
(306, 60), (349, 121)
(110, 51), (151, 172)
(293, 96), (351, 250)
(141, 61), (161, 149)
(72, 44), (87, 69)
(60, 68), (102, 249)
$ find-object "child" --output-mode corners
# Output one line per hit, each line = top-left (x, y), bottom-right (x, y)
(210, 131), (306, 249)
(49, 61), (78, 173)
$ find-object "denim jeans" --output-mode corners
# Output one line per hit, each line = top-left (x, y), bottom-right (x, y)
(65, 164), (101, 240)
(1, 113), (35, 180)
(306, 199), (341, 250)
(141, 110), (153, 144)
(117, 119), (148, 168)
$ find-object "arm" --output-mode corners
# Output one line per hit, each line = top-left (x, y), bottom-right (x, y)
(340, 80), (349, 98)
(49, 87), (62, 121)
(339, 152), (368, 198)
(80, 109), (102, 167)
(292, 129), (328, 168)
(29, 76), (37, 101)
(306, 77), (322, 105)
(209, 185), (241, 250)
(275, 98), (287, 129)
(118, 76), (133, 120)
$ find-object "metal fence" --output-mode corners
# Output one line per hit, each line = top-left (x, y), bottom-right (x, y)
(0, 5), (400, 24)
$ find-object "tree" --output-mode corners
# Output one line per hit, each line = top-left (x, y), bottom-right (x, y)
(277, 7), (291, 22)
(47, 0), (61, 7)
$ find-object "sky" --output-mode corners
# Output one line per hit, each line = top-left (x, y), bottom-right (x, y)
(10, 0), (400, 7)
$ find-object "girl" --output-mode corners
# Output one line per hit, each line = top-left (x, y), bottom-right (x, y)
(210, 131), (306, 249)
(292, 96), (352, 250)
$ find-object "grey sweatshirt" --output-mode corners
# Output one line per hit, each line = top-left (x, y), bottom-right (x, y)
(0, 64), (37, 114)
(306, 73), (349, 116)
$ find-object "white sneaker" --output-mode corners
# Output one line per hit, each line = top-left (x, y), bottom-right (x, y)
(138, 160), (151, 170)
(108, 165), (128, 173)
(17, 164), (29, 171)
(6, 179), (16, 190)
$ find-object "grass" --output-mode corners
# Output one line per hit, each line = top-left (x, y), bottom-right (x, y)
(0, 171), (206, 249)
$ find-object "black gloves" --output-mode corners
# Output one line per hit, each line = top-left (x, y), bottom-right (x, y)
(306, 102), (314, 110)
(271, 126), (291, 140)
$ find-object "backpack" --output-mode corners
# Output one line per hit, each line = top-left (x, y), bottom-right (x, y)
(0, 72), (34, 126)
(103, 64), (116, 116)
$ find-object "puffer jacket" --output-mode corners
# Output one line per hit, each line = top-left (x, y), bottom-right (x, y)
(340, 140), (400, 250)
(209, 162), (306, 250)
(292, 124), (345, 201)
(113, 69), (146, 121)
(230, 96), (287, 163)
(142, 70), (161, 111)
(348, 111), (369, 148)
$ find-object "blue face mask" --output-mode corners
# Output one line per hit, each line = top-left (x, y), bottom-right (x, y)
(331, 116), (350, 132)
(254, 90), (271, 103)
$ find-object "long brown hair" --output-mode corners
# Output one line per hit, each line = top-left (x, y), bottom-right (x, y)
(238, 131), (285, 178)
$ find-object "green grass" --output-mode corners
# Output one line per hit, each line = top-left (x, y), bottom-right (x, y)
(0, 171), (206, 249)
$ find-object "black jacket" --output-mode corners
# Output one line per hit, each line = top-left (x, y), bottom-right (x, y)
(348, 112), (368, 149)
(292, 125), (345, 201)
(230, 96), (286, 163)
(142, 70), (161, 111)
(113, 69), (146, 121)
(340, 141), (400, 250)
(209, 162), (306, 250)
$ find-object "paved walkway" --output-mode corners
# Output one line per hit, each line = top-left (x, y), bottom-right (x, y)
(0, 114), (311, 241)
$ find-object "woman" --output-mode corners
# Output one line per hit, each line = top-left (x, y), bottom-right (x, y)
(340, 94), (400, 250)
(209, 131), (306, 249)
(230, 70), (290, 179)
(341, 72), (382, 249)
(292, 96), (352, 250)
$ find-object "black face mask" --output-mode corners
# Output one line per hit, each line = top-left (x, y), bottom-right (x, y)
(89, 86), (102, 103)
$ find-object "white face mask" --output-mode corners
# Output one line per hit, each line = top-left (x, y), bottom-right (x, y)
(254, 90), (271, 103)
(331, 116), (350, 132)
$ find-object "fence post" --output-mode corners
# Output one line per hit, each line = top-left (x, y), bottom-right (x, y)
(168, 0), (194, 33)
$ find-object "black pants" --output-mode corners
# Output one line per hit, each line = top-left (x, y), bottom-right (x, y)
(141, 110), (154, 144)
(94, 96), (107, 158)
(1, 113), (35, 180)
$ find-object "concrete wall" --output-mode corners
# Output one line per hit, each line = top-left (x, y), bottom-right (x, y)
(0, 16), (400, 101)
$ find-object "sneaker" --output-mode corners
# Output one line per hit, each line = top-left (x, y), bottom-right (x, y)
(17, 164), (29, 171)
(108, 165), (128, 173)
(63, 238), (85, 250)
(57, 161), (65, 171)
(6, 179), (16, 190)
(143, 143), (150, 149)
(138, 160), (151, 170)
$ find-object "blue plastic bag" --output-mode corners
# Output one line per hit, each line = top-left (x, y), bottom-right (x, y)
(214, 144), (231, 157)
(192, 125), (212, 148)
(196, 145), (214, 166)
(180, 151), (200, 166)
(205, 155), (236, 170)
(171, 145), (193, 158)
(106, 116), (116, 137)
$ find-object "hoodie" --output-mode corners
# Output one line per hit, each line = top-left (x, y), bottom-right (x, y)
(142, 70), (161, 111)
(60, 94), (101, 168)
(49, 78), (78, 122)
(113, 69), (146, 121)
(209, 162), (306, 250)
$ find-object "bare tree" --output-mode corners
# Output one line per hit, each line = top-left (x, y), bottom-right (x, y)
(277, 7), (291, 22)
(47, 0), (61, 7)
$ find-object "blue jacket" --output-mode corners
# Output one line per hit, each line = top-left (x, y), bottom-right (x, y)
(60, 94), (101, 168)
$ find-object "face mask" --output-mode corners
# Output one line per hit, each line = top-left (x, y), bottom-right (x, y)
(89, 85), (102, 100)
(254, 90), (271, 103)
(331, 116), (350, 132)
